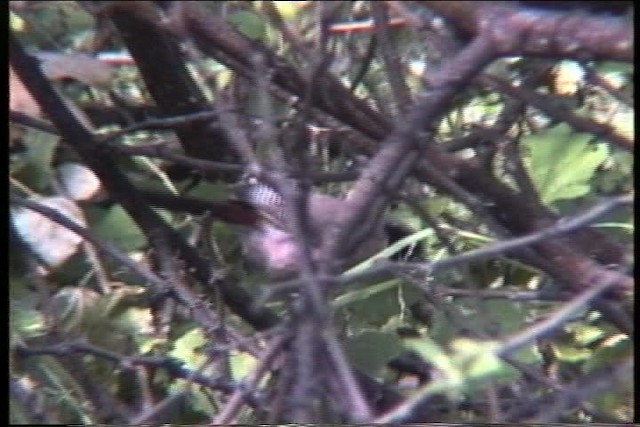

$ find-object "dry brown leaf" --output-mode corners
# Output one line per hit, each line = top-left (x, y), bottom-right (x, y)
(11, 196), (86, 268)
(36, 52), (114, 87)
(10, 65), (42, 117)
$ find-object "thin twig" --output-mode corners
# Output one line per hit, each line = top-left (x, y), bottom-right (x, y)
(482, 74), (633, 152)
(339, 193), (633, 287)
(213, 335), (288, 424)
(497, 271), (627, 357)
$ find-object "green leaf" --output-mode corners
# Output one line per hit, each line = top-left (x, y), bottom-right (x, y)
(228, 10), (266, 41)
(594, 62), (633, 76)
(92, 206), (147, 252)
(405, 337), (457, 376)
(344, 331), (403, 377)
(50, 287), (101, 335)
(167, 385), (212, 420)
(10, 11), (26, 31)
(428, 298), (525, 346)
(271, 1), (304, 20)
(593, 150), (634, 194)
(524, 124), (609, 206)
(229, 351), (257, 382)
(449, 338), (503, 379)
(583, 335), (631, 373)
(554, 343), (592, 362)
(476, 299), (525, 336)
(345, 228), (434, 275)
(170, 328), (208, 370)
(13, 129), (60, 191)
(185, 181), (232, 201)
(332, 280), (399, 308)
(570, 323), (606, 347)
(11, 305), (46, 341)
(337, 283), (422, 328)
(26, 355), (93, 423)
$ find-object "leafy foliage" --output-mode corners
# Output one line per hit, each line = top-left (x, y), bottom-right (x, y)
(524, 124), (609, 206)
(9, 1), (633, 424)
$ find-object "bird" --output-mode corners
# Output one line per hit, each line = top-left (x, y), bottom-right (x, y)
(234, 181), (388, 280)
(140, 181), (394, 280)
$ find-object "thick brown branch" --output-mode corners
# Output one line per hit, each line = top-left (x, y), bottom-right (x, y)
(418, 1), (633, 62)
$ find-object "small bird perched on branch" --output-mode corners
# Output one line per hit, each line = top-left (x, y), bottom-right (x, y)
(142, 180), (395, 280)
(234, 181), (388, 280)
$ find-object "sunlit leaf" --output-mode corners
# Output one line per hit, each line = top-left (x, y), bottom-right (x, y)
(228, 10), (266, 41)
(230, 351), (257, 382)
(524, 124), (609, 206)
(57, 163), (102, 201)
(170, 328), (208, 369)
(11, 196), (86, 268)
